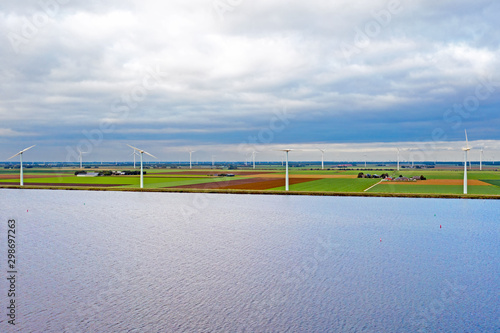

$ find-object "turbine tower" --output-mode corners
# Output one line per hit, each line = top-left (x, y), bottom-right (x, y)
(7, 145), (36, 186)
(189, 151), (196, 169)
(252, 151), (258, 169)
(319, 149), (326, 170)
(78, 149), (88, 169)
(462, 130), (471, 194)
(406, 148), (415, 168)
(127, 145), (157, 188)
(480, 148), (484, 171)
(278, 149), (293, 191)
(130, 150), (139, 169)
(396, 148), (400, 171)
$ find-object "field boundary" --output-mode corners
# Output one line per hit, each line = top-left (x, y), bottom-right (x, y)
(1, 185), (499, 200)
(364, 180), (382, 192)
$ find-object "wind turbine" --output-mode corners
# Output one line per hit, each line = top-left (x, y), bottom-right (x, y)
(462, 130), (471, 194)
(130, 150), (139, 169)
(480, 148), (484, 171)
(189, 151), (196, 169)
(78, 149), (88, 169)
(319, 149), (326, 170)
(396, 148), (401, 171)
(127, 145), (157, 188)
(252, 151), (258, 169)
(212, 155), (216, 168)
(7, 145), (36, 186)
(406, 148), (415, 168)
(278, 149), (293, 191)
(364, 154), (367, 168)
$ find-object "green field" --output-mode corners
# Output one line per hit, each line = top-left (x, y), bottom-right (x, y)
(269, 178), (380, 192)
(0, 174), (246, 189)
(481, 179), (500, 187)
(1, 167), (499, 198)
(368, 184), (500, 195)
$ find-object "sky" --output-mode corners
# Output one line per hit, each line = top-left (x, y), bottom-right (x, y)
(1, 0), (500, 162)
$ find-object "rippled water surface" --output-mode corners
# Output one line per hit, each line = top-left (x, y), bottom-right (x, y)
(0, 189), (499, 332)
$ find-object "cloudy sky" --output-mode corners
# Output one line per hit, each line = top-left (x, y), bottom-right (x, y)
(1, 0), (500, 162)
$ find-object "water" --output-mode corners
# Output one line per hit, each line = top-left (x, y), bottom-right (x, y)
(0, 189), (498, 332)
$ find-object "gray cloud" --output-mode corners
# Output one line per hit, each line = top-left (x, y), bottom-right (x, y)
(1, 0), (499, 161)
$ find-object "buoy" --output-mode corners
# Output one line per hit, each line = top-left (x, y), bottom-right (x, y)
(440, 225), (442, 229)
(380, 238), (382, 242)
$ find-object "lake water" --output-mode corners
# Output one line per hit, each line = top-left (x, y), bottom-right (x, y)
(0, 189), (498, 332)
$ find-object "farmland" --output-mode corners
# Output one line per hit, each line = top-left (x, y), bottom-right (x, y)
(1, 166), (499, 198)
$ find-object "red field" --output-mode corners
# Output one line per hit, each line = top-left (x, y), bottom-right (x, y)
(171, 177), (315, 190)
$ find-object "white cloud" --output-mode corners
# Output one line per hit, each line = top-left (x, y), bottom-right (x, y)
(0, 128), (32, 137)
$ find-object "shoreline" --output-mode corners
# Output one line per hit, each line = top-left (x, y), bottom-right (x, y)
(1, 185), (499, 200)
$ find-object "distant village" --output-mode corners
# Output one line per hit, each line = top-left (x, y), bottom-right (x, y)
(357, 172), (426, 181)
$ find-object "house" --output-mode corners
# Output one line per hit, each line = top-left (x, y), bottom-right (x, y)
(77, 172), (99, 177)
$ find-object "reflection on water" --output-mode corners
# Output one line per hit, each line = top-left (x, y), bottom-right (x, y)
(0, 189), (498, 332)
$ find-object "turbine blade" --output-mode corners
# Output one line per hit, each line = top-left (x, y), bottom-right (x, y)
(127, 144), (141, 152)
(7, 152), (21, 160)
(143, 151), (157, 159)
(7, 145), (36, 160)
(21, 145), (36, 153)
(465, 129), (469, 147)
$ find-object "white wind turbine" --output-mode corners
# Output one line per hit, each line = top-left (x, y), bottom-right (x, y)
(127, 145), (157, 188)
(318, 149), (326, 170)
(405, 148), (415, 168)
(130, 150), (139, 169)
(396, 148), (401, 171)
(462, 130), (471, 194)
(7, 145), (36, 186)
(78, 149), (88, 169)
(189, 150), (196, 169)
(252, 150), (258, 169)
(480, 148), (484, 171)
(277, 149), (293, 191)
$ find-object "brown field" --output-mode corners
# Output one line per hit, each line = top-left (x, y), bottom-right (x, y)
(386, 179), (490, 186)
(170, 177), (315, 190)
